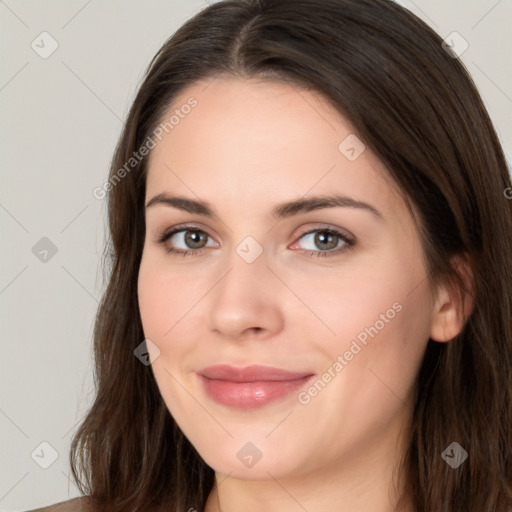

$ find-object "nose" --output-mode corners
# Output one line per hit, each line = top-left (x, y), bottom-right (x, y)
(206, 248), (285, 342)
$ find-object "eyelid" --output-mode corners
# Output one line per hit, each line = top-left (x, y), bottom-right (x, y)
(292, 223), (354, 244)
(155, 222), (353, 243)
(155, 222), (355, 257)
(155, 223), (219, 246)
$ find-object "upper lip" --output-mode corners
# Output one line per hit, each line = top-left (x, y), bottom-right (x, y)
(199, 364), (314, 382)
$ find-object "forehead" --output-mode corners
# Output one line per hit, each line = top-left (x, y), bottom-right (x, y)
(145, 77), (403, 220)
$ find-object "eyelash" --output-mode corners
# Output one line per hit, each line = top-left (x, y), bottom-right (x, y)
(156, 224), (355, 259)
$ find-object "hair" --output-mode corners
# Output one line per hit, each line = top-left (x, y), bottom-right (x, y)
(70, 0), (512, 511)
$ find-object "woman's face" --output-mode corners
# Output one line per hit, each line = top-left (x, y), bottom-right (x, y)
(138, 77), (436, 481)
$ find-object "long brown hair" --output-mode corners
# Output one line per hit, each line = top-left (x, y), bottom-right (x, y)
(70, 1), (512, 510)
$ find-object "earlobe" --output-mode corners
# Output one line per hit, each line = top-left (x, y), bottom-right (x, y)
(430, 298), (462, 343)
(429, 254), (475, 343)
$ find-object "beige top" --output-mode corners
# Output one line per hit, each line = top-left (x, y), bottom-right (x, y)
(25, 497), (92, 512)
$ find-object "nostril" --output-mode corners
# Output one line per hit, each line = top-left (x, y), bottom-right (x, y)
(243, 326), (265, 337)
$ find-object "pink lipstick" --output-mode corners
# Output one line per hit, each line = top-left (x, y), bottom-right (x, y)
(198, 364), (315, 409)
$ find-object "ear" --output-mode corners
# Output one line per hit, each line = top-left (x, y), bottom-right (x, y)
(429, 254), (475, 343)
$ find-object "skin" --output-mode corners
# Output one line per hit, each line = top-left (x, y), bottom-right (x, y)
(137, 77), (472, 512)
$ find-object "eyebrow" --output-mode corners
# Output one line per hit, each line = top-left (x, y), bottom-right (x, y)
(145, 193), (385, 221)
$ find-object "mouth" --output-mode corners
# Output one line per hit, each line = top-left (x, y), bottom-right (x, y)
(197, 364), (316, 410)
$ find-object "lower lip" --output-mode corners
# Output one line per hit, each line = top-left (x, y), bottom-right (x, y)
(199, 374), (314, 409)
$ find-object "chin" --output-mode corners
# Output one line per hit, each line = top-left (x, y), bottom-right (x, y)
(192, 434), (311, 481)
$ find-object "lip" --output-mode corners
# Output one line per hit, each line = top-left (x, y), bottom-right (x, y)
(198, 364), (315, 409)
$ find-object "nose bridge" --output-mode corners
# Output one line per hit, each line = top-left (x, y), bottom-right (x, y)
(217, 236), (273, 302)
(206, 235), (285, 338)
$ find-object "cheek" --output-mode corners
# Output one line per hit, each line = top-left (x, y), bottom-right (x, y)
(138, 255), (198, 341)
(300, 283), (429, 454)
(298, 249), (431, 392)
(137, 257), (196, 415)
(319, 259), (431, 407)
(137, 270), (170, 339)
(287, 262), (413, 348)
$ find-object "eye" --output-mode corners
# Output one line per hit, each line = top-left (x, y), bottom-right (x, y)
(156, 224), (355, 259)
(156, 225), (217, 256)
(291, 227), (355, 258)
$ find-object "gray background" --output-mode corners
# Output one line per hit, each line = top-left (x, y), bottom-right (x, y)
(1, 0), (511, 510)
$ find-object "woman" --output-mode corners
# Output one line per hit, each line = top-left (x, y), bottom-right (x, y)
(30, 0), (512, 510)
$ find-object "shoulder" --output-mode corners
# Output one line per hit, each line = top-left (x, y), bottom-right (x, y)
(25, 497), (92, 512)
